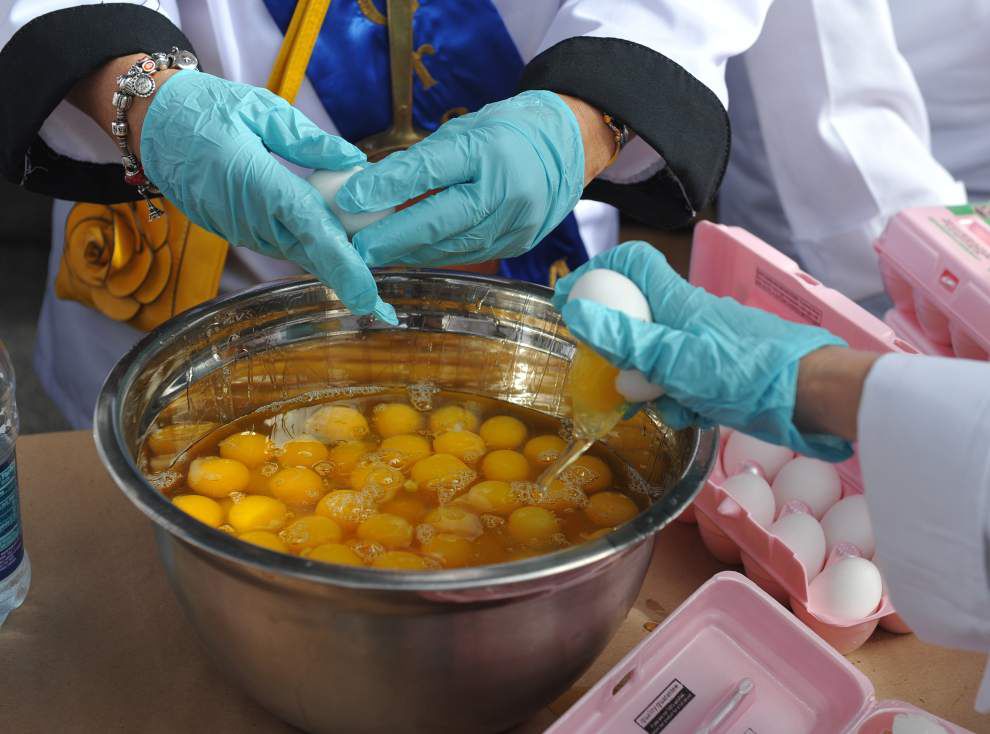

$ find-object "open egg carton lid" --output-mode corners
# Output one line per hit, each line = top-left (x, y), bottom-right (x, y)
(546, 572), (971, 734)
(875, 203), (990, 360)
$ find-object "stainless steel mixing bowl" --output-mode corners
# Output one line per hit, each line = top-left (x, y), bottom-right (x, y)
(94, 271), (717, 734)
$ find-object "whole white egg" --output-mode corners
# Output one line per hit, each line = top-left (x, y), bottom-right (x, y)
(722, 431), (794, 482)
(807, 555), (882, 621)
(566, 269), (665, 402)
(772, 457), (842, 519)
(722, 472), (775, 528)
(308, 166), (393, 237)
(770, 510), (826, 581)
(820, 494), (875, 558)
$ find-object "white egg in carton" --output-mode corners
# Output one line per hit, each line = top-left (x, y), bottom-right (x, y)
(684, 429), (908, 653)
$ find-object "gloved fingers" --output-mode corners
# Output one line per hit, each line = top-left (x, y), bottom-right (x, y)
(336, 132), (477, 213)
(351, 185), (484, 267)
(552, 241), (698, 326)
(245, 96), (366, 170)
(651, 396), (704, 431)
(272, 168), (398, 324)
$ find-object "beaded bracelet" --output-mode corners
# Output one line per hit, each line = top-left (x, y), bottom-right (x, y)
(111, 47), (198, 219)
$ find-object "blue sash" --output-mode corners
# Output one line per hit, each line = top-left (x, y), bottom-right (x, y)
(263, 0), (587, 284)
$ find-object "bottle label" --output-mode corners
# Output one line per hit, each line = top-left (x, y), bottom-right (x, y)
(0, 454), (24, 581)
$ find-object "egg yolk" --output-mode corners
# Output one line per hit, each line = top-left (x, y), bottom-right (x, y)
(246, 466), (276, 496)
(187, 456), (250, 498)
(410, 453), (475, 494)
(481, 450), (530, 482)
(432, 430), (486, 464)
(584, 491), (639, 527)
(472, 532), (508, 565)
(479, 415), (528, 450)
(380, 495), (428, 524)
(534, 480), (588, 512)
(422, 533), (474, 568)
(465, 480), (521, 516)
(379, 434), (432, 468)
(424, 506), (483, 539)
(239, 530), (288, 552)
(218, 431), (271, 468)
(523, 435), (567, 467)
(315, 489), (374, 531)
(269, 466), (325, 507)
(147, 421), (217, 456)
(429, 404), (479, 434)
(372, 551), (429, 570)
(305, 543), (363, 566)
(507, 506), (559, 547)
(280, 515), (343, 552)
(306, 405), (370, 442)
(349, 463), (404, 503)
(172, 494), (224, 528)
(228, 495), (290, 534)
(357, 513), (414, 549)
(278, 437), (329, 468)
(562, 455), (613, 494)
(323, 440), (376, 485)
(372, 402), (425, 438)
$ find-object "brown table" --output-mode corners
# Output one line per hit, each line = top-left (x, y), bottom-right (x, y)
(3, 431), (987, 733)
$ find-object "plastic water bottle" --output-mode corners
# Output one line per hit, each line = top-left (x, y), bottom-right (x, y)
(0, 340), (30, 627)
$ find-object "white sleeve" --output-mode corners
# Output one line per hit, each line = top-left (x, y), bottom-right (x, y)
(0, 0), (182, 165)
(859, 354), (990, 712)
(533, 0), (774, 184)
(735, 0), (966, 301)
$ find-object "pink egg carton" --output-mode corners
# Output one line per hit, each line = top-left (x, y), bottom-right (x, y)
(681, 222), (920, 652)
(876, 203), (990, 360)
(546, 572), (971, 734)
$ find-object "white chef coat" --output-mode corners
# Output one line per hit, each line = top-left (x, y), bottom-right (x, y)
(0, 0), (774, 427)
(720, 0), (987, 302)
(859, 354), (990, 712)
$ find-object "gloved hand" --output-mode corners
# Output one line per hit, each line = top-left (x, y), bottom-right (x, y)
(553, 242), (853, 461)
(140, 70), (396, 324)
(334, 91), (584, 267)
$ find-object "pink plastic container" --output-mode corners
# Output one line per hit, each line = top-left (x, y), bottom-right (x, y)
(876, 204), (990, 360)
(686, 222), (918, 652)
(546, 573), (970, 734)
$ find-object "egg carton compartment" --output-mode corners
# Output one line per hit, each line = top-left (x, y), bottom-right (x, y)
(685, 223), (919, 652)
(546, 573), (972, 734)
(876, 204), (990, 361)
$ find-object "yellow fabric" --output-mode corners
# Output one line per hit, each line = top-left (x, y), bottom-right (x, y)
(267, 0), (331, 103)
(56, 0), (331, 331)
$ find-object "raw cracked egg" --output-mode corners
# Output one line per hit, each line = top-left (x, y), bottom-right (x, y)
(566, 269), (664, 403)
(807, 555), (882, 621)
(308, 166), (394, 237)
(722, 432), (794, 482)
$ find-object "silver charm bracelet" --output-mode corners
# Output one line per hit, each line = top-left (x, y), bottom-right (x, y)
(111, 47), (198, 220)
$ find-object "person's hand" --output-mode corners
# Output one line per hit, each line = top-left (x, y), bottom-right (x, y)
(333, 91), (585, 267)
(139, 70), (396, 324)
(553, 242), (853, 461)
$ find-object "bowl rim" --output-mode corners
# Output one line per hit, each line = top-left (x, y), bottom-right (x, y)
(93, 270), (718, 592)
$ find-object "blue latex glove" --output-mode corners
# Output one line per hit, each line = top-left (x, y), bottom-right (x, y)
(553, 242), (853, 461)
(141, 70), (396, 324)
(334, 91), (584, 267)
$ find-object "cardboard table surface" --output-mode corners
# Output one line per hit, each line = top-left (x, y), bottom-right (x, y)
(3, 431), (988, 733)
